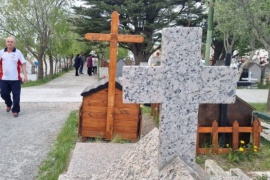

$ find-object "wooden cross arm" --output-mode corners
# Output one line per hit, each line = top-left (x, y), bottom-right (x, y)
(85, 33), (111, 41)
(85, 33), (144, 43)
(118, 35), (144, 43)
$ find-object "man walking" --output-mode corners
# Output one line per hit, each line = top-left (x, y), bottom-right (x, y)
(79, 52), (86, 74)
(0, 36), (28, 117)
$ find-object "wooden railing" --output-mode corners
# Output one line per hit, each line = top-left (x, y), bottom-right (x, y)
(197, 117), (262, 154)
(150, 104), (263, 154)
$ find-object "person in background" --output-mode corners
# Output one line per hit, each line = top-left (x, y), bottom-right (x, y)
(74, 54), (81, 76)
(79, 52), (85, 74)
(148, 51), (161, 66)
(86, 53), (93, 76)
(92, 54), (98, 75)
(0, 36), (28, 117)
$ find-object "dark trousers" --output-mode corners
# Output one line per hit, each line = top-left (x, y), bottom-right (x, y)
(1, 80), (21, 113)
(92, 66), (97, 75)
(87, 67), (92, 76)
(79, 64), (84, 74)
(75, 67), (79, 76)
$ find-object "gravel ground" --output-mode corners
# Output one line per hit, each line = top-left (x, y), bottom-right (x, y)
(0, 68), (98, 180)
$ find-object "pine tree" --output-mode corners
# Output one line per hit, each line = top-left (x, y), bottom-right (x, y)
(72, 0), (206, 65)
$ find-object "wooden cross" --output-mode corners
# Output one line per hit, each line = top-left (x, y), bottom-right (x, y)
(122, 27), (237, 169)
(85, 11), (144, 139)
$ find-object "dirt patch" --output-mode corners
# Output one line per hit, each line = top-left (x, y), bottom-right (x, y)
(140, 113), (158, 138)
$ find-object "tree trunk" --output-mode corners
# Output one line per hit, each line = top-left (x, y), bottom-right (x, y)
(43, 55), (47, 78)
(49, 54), (53, 78)
(54, 59), (58, 75)
(37, 54), (44, 80)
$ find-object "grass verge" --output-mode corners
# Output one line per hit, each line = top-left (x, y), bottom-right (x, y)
(249, 103), (267, 112)
(36, 110), (79, 180)
(196, 137), (270, 172)
(22, 70), (71, 87)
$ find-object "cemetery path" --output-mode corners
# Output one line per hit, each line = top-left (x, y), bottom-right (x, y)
(0, 67), (98, 180)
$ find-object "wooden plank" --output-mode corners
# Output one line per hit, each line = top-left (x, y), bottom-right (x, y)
(253, 118), (261, 147)
(82, 119), (106, 129)
(86, 93), (108, 101)
(115, 88), (122, 95)
(82, 106), (107, 113)
(198, 127), (212, 133)
(85, 33), (111, 41)
(82, 112), (107, 119)
(115, 94), (124, 101)
(118, 35), (144, 43)
(114, 126), (137, 134)
(114, 100), (139, 109)
(232, 121), (239, 150)
(83, 100), (108, 107)
(114, 108), (139, 115)
(81, 130), (106, 138)
(113, 120), (138, 128)
(114, 114), (139, 121)
(96, 89), (109, 94)
(105, 11), (119, 140)
(212, 120), (219, 154)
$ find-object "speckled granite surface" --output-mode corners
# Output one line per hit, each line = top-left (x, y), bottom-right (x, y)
(93, 128), (159, 180)
(122, 27), (238, 169)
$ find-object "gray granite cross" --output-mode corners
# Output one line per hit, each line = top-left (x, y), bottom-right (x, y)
(122, 27), (237, 169)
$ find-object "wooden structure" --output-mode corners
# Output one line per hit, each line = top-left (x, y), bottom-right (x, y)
(196, 117), (262, 154)
(79, 79), (142, 141)
(150, 96), (256, 151)
(84, 11), (144, 140)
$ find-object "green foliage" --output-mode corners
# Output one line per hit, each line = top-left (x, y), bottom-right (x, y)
(249, 103), (267, 112)
(197, 137), (270, 171)
(37, 111), (79, 180)
(72, 0), (207, 64)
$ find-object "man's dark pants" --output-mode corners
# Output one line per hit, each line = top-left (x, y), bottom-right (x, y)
(1, 80), (21, 113)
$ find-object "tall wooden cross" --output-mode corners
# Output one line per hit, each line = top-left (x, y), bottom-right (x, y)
(122, 27), (238, 169)
(85, 11), (144, 139)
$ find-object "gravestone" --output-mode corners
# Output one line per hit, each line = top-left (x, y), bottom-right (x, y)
(116, 59), (126, 78)
(122, 27), (237, 169)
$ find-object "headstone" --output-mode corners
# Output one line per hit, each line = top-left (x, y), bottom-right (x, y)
(122, 27), (237, 169)
(246, 62), (261, 82)
(116, 59), (126, 78)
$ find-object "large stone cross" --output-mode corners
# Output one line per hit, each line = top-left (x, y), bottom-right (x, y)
(85, 11), (144, 139)
(122, 27), (237, 169)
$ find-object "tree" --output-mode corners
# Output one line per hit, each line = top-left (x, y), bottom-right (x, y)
(215, 0), (270, 111)
(72, 0), (206, 65)
(0, 0), (73, 80)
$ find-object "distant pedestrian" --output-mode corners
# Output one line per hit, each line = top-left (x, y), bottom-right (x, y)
(86, 53), (93, 76)
(74, 54), (81, 76)
(0, 36), (28, 117)
(79, 52), (85, 74)
(92, 55), (98, 75)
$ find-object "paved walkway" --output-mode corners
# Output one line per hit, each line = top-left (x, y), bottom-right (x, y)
(0, 68), (268, 179)
(0, 68), (98, 180)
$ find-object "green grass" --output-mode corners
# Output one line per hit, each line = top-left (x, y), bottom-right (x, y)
(22, 70), (70, 87)
(257, 82), (270, 89)
(196, 137), (270, 172)
(37, 110), (79, 180)
(249, 103), (267, 112)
